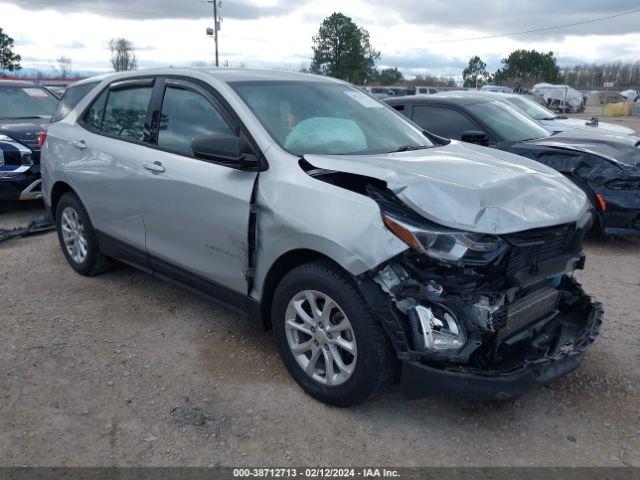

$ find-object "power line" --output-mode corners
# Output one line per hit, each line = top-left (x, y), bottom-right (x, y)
(429, 8), (640, 44)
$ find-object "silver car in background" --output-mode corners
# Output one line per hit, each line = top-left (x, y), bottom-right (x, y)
(502, 93), (635, 136)
(41, 69), (602, 405)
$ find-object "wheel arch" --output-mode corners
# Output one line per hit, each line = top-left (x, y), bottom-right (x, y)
(258, 248), (347, 329)
(50, 180), (75, 215)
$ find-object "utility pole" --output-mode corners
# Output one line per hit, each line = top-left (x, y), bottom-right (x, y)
(204, 0), (221, 67)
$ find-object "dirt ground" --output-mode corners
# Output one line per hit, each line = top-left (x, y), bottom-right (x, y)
(1, 117), (639, 468)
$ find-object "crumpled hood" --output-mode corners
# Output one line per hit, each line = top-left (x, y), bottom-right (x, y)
(524, 130), (640, 167)
(305, 141), (589, 234)
(541, 117), (635, 136)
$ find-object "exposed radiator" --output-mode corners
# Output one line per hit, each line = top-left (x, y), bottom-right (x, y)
(498, 287), (560, 342)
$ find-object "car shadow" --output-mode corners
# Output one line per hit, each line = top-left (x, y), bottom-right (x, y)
(0, 199), (47, 229)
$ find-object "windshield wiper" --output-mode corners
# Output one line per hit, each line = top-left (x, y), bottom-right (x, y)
(387, 145), (431, 153)
(1, 116), (47, 120)
(519, 136), (548, 142)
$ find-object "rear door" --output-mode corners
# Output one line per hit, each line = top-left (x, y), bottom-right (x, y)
(68, 78), (155, 264)
(140, 78), (258, 296)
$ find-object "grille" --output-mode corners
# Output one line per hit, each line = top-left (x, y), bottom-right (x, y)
(497, 287), (560, 342)
(505, 224), (573, 277)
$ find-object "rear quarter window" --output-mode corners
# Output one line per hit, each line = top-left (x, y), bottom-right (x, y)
(51, 82), (99, 122)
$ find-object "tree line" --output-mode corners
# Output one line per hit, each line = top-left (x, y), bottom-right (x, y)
(560, 62), (640, 89)
(462, 53), (640, 90)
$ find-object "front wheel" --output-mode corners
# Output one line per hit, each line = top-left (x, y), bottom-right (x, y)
(272, 260), (396, 406)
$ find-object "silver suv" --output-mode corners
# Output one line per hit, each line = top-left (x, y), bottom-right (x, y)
(41, 69), (602, 406)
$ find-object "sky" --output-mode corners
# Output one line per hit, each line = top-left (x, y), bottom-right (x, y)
(2, 0), (640, 79)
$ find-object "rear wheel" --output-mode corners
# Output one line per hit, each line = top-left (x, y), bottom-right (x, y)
(272, 260), (396, 406)
(55, 192), (112, 276)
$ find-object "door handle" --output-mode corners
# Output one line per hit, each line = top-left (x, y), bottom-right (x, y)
(71, 140), (87, 150)
(143, 161), (165, 173)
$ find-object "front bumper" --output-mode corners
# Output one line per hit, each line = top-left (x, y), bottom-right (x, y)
(400, 292), (603, 400)
(598, 189), (640, 235)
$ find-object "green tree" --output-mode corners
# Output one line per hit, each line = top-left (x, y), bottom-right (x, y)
(374, 67), (404, 85)
(310, 13), (380, 84)
(493, 49), (560, 86)
(0, 28), (21, 71)
(462, 56), (488, 88)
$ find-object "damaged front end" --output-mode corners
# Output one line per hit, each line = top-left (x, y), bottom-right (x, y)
(358, 187), (603, 400)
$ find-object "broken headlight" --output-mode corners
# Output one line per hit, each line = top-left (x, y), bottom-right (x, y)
(381, 213), (500, 263)
(410, 305), (466, 353)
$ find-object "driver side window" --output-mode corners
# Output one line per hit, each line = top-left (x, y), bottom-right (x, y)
(157, 86), (236, 157)
(411, 105), (482, 140)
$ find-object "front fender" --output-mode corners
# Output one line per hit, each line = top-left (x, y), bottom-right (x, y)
(252, 167), (407, 299)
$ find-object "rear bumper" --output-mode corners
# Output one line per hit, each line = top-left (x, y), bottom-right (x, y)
(400, 289), (603, 401)
(0, 165), (41, 202)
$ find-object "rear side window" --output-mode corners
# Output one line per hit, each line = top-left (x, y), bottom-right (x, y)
(411, 105), (481, 140)
(83, 89), (108, 131)
(51, 82), (99, 122)
(82, 85), (152, 141)
(158, 86), (235, 156)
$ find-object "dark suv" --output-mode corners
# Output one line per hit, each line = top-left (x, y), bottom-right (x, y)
(0, 80), (60, 201)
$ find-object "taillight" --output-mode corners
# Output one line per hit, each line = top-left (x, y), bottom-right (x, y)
(37, 131), (47, 148)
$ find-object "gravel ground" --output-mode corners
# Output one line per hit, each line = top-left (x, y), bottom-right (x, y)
(573, 106), (640, 132)
(1, 118), (639, 467)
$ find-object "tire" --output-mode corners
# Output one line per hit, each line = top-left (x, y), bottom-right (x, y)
(55, 192), (112, 276)
(272, 260), (396, 406)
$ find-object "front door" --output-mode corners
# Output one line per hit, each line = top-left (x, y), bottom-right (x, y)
(140, 79), (257, 296)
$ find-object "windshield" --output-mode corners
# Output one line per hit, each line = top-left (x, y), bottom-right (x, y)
(466, 100), (550, 142)
(0, 86), (58, 119)
(505, 96), (557, 121)
(231, 81), (432, 155)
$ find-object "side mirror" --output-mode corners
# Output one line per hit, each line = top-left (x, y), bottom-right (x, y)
(191, 133), (259, 170)
(461, 130), (489, 146)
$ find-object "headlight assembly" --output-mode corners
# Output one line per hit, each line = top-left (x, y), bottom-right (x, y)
(410, 305), (466, 353)
(381, 212), (500, 263)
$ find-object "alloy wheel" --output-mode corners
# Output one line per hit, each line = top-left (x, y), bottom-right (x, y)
(60, 206), (88, 264)
(284, 290), (357, 386)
